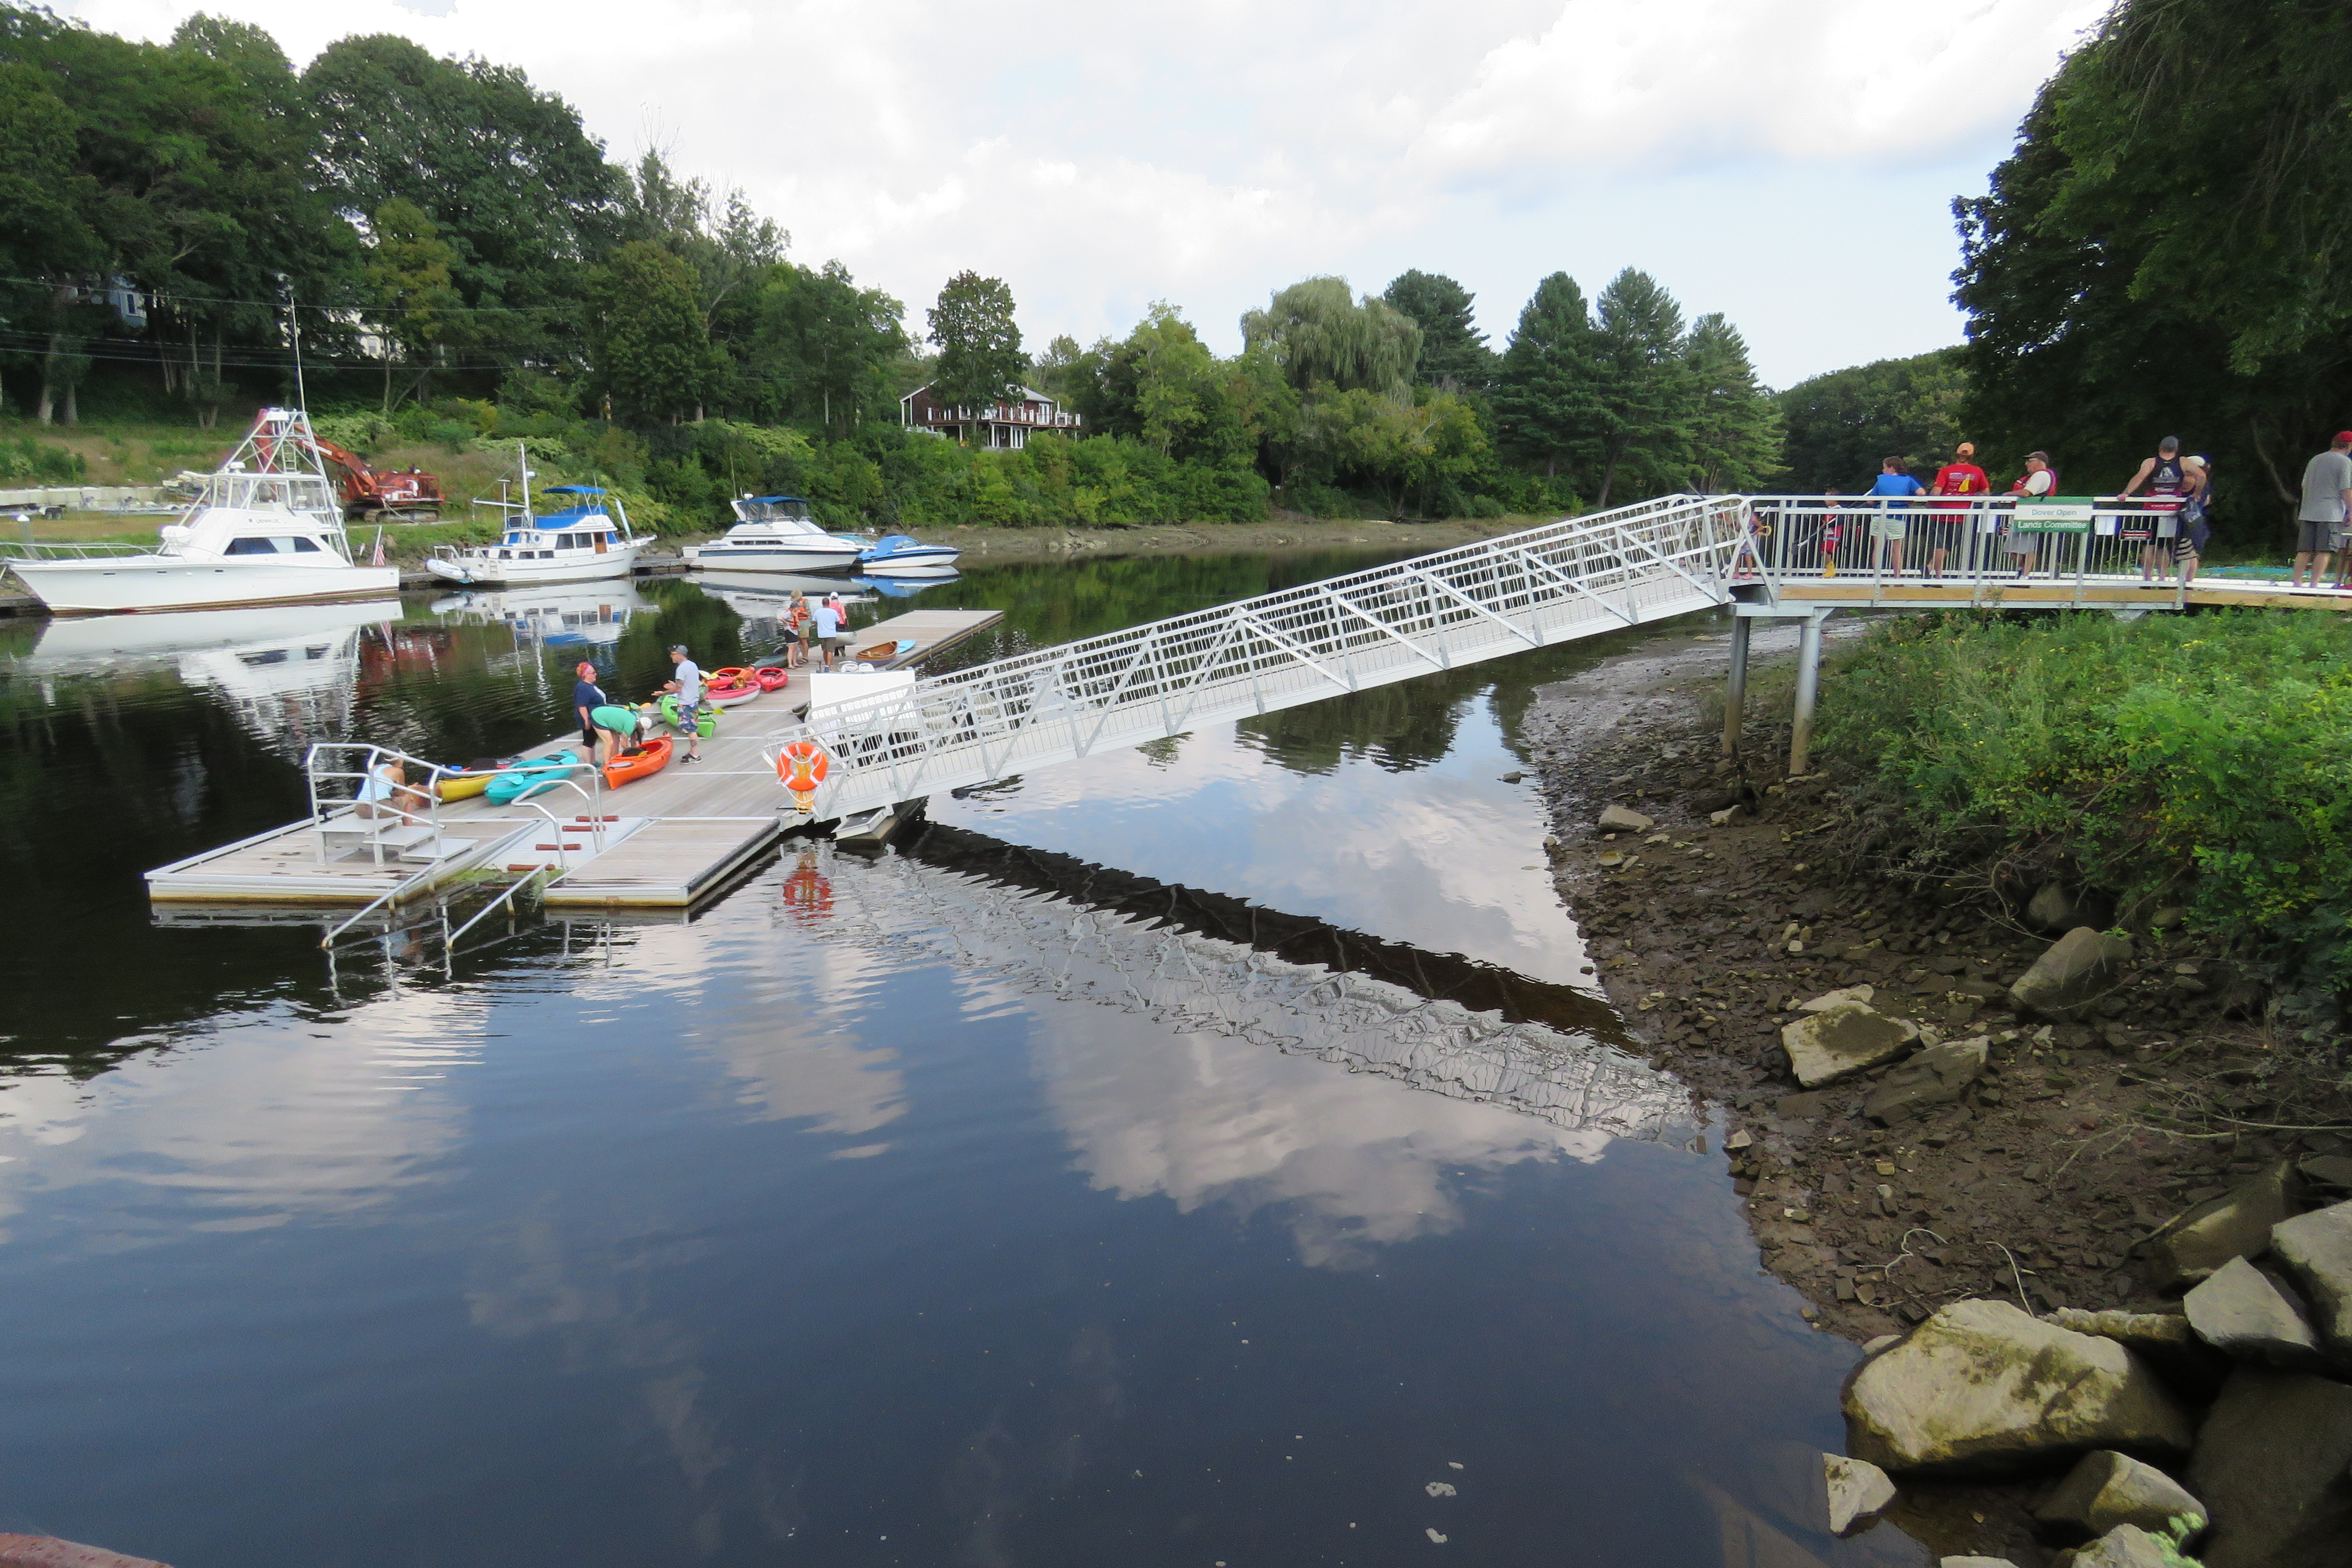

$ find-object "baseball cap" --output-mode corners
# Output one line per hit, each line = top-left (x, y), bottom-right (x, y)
(2159, 435), (2180, 452)
(669, 644), (689, 654)
(1956, 442), (1975, 458)
(2336, 431), (2352, 444)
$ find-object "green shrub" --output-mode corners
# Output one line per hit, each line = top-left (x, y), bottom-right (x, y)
(1819, 609), (2352, 995)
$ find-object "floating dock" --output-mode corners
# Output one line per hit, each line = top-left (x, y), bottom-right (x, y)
(145, 606), (1003, 911)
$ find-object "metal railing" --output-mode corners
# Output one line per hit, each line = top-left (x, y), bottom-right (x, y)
(761, 493), (1751, 820)
(304, 743), (608, 866)
(0, 540), (156, 561)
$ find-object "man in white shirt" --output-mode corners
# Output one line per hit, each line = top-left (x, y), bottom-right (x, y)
(2294, 432), (2352, 588)
(812, 597), (843, 672)
(661, 644), (707, 761)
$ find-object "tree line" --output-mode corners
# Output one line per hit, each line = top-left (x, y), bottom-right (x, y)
(0, 4), (1788, 528)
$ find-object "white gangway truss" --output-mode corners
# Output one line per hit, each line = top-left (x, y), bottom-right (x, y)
(774, 494), (1753, 821)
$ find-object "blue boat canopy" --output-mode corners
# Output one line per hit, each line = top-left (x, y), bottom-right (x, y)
(543, 485), (605, 496)
(745, 494), (809, 505)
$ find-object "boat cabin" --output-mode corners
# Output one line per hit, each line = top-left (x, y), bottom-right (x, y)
(160, 469), (355, 563)
(488, 487), (630, 560)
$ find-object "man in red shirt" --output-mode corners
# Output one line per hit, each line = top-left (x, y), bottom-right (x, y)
(1926, 442), (1991, 577)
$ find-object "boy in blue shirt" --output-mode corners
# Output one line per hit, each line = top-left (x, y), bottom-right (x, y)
(1866, 456), (1926, 574)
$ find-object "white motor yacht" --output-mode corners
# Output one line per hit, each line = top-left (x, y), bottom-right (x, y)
(427, 455), (645, 586)
(683, 495), (865, 573)
(2, 408), (400, 615)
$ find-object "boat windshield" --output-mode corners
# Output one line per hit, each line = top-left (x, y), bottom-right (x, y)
(731, 497), (817, 529)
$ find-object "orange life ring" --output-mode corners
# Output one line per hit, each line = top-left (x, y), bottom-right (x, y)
(776, 739), (829, 791)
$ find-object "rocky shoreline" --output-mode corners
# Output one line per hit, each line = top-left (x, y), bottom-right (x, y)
(1524, 621), (2352, 1567)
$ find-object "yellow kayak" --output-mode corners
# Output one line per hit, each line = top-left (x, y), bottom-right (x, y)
(434, 769), (495, 801)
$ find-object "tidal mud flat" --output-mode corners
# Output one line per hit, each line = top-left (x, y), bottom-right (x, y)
(1523, 619), (2352, 1567)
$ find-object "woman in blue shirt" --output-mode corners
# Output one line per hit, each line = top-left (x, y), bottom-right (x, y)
(1866, 456), (1926, 574)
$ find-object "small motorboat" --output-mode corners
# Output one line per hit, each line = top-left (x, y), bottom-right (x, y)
(857, 533), (961, 577)
(486, 750), (580, 805)
(753, 666), (791, 691)
(855, 638), (918, 664)
(603, 734), (673, 789)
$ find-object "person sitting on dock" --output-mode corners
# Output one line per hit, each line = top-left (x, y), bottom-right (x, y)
(355, 757), (430, 824)
(660, 645), (707, 763)
(572, 661), (611, 763)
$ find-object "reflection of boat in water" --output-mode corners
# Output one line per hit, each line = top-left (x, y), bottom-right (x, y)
(428, 580), (654, 650)
(852, 572), (960, 599)
(18, 599), (401, 754)
(691, 569), (877, 616)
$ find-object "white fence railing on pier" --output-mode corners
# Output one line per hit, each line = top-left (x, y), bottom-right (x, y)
(767, 493), (1753, 820)
(1739, 494), (2205, 600)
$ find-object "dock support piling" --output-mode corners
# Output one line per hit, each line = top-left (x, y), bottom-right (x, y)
(1721, 616), (1751, 757)
(1788, 611), (1827, 776)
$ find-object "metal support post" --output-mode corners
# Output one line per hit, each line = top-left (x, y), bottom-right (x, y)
(1721, 615), (1751, 757)
(1788, 612), (1827, 776)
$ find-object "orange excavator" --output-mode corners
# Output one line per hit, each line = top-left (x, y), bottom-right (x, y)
(307, 434), (444, 522)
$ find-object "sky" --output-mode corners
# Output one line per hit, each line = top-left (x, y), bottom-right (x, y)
(68, 0), (2111, 389)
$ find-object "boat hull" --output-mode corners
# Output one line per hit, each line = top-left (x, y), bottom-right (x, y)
(684, 542), (863, 573)
(425, 542), (646, 587)
(9, 557), (403, 616)
(858, 550), (961, 578)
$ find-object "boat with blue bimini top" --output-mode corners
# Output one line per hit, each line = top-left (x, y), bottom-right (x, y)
(427, 449), (645, 587)
(683, 495), (866, 573)
(0, 407), (401, 616)
(856, 533), (962, 578)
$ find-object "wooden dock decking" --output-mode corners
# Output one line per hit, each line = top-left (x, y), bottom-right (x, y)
(144, 604), (1003, 911)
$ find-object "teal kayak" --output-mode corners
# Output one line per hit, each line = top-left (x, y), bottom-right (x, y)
(485, 750), (579, 805)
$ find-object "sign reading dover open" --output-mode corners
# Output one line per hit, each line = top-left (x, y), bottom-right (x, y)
(2011, 496), (2098, 533)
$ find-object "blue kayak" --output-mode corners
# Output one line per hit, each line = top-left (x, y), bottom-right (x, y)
(485, 750), (579, 805)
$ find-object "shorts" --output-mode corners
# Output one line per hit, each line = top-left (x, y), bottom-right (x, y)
(823, 634), (849, 652)
(1870, 515), (1908, 541)
(2003, 530), (2040, 557)
(2298, 519), (2339, 554)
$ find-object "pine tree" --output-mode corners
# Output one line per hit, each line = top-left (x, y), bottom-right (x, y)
(1381, 271), (1493, 395)
(1591, 268), (1696, 505)
(1683, 313), (1783, 493)
(1492, 273), (1602, 486)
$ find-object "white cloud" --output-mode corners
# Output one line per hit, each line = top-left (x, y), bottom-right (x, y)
(67, 0), (2103, 384)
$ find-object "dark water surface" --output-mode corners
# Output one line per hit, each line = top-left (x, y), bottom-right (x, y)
(0, 554), (1919, 1567)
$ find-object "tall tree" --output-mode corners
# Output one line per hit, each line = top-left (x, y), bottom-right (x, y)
(304, 35), (622, 354)
(585, 240), (723, 423)
(1240, 277), (1421, 397)
(0, 59), (99, 417)
(361, 198), (461, 409)
(926, 271), (1025, 409)
(1492, 272), (1601, 485)
(1682, 313), (1782, 493)
(1952, 0), (2352, 531)
(1381, 271), (1492, 395)
(1590, 268), (1694, 505)
(753, 260), (908, 435)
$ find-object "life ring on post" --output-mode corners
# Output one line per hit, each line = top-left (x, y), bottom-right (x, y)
(776, 739), (830, 813)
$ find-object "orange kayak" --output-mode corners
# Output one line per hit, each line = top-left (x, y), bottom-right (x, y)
(754, 665), (791, 691)
(604, 734), (673, 788)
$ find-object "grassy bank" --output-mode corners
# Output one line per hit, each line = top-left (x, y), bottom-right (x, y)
(1817, 609), (2352, 1009)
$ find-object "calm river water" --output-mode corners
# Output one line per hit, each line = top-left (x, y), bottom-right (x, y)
(0, 553), (1922, 1567)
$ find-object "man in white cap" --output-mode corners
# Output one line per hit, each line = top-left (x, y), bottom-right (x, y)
(660, 644), (706, 762)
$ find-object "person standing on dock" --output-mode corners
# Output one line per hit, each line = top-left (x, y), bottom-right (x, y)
(2293, 433), (2352, 588)
(786, 591), (812, 668)
(2118, 436), (2193, 583)
(812, 595), (844, 672)
(572, 661), (610, 763)
(1927, 443), (1990, 577)
(1865, 457), (1925, 575)
(662, 645), (707, 763)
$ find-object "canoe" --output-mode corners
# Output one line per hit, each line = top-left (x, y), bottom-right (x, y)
(753, 665), (791, 691)
(711, 667), (752, 683)
(706, 675), (763, 706)
(433, 769), (495, 802)
(603, 734), (673, 789)
(855, 638), (918, 663)
(486, 750), (579, 805)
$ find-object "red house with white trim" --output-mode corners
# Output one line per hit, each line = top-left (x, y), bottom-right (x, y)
(899, 384), (1080, 450)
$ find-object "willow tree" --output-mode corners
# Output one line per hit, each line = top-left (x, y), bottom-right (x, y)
(1239, 277), (1422, 397)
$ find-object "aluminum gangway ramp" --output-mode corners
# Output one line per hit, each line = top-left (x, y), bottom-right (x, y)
(781, 494), (1750, 821)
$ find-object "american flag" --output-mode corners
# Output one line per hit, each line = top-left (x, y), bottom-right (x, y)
(371, 528), (386, 568)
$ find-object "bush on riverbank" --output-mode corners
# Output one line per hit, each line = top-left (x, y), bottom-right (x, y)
(1818, 610), (2352, 1003)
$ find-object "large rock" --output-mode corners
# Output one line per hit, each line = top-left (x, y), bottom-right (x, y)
(1596, 803), (1654, 833)
(2135, 1159), (2299, 1291)
(1782, 1001), (1920, 1089)
(2270, 1198), (2352, 1359)
(1843, 1298), (2194, 1476)
(1822, 1453), (1896, 1536)
(2009, 927), (2134, 1020)
(2183, 1256), (2321, 1365)
(2041, 1309), (2227, 1399)
(2035, 1450), (2207, 1536)
(1865, 1037), (1991, 1124)
(2057, 1525), (2180, 1568)
(2027, 881), (2084, 933)
(2185, 1367), (2352, 1568)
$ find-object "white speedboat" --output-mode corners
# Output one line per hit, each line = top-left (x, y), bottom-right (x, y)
(682, 496), (865, 573)
(1, 408), (400, 615)
(856, 532), (962, 578)
(427, 460), (644, 586)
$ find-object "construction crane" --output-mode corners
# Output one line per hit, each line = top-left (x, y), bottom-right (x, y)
(304, 434), (444, 522)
